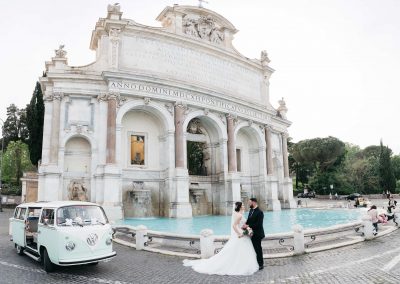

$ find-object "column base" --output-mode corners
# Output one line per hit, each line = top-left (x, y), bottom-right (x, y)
(265, 176), (281, 211)
(38, 164), (62, 201)
(169, 202), (193, 218)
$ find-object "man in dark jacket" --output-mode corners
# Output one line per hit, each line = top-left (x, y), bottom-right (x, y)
(245, 197), (265, 270)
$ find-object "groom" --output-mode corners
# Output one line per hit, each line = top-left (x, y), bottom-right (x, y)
(245, 198), (265, 270)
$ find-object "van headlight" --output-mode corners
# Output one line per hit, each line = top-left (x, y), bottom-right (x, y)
(65, 241), (76, 251)
(105, 238), (112, 246)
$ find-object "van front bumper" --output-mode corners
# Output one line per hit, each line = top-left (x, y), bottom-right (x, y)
(58, 251), (116, 266)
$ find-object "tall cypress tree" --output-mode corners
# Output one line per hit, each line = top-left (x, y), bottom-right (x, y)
(379, 141), (396, 193)
(26, 81), (45, 166)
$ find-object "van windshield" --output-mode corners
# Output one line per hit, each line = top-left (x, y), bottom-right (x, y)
(56, 205), (108, 226)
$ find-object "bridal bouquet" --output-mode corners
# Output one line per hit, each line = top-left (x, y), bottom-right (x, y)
(242, 226), (253, 237)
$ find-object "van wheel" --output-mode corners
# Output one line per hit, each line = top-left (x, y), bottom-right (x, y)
(16, 245), (24, 255)
(42, 248), (55, 273)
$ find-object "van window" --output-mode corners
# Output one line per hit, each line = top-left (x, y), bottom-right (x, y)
(18, 208), (27, 220)
(14, 208), (21, 218)
(40, 209), (55, 226)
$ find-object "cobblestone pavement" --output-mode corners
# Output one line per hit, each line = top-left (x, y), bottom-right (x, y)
(1, 208), (400, 284)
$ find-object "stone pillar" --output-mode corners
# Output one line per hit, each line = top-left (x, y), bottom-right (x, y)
(226, 114), (237, 172)
(281, 132), (290, 178)
(265, 126), (274, 175)
(135, 225), (148, 250)
(281, 132), (297, 209)
(224, 114), (240, 215)
(200, 229), (215, 259)
(49, 93), (63, 163)
(106, 94), (117, 164)
(362, 215), (374, 240)
(170, 103), (192, 218)
(292, 225), (305, 255)
(99, 93), (123, 221)
(174, 103), (186, 168)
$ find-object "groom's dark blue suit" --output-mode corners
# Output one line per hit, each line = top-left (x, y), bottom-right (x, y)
(246, 207), (264, 268)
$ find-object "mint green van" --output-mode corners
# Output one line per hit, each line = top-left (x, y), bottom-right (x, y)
(10, 201), (116, 272)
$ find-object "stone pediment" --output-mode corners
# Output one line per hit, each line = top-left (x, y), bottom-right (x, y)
(156, 5), (238, 49)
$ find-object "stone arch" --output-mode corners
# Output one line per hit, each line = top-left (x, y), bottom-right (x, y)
(116, 100), (174, 132)
(63, 135), (92, 201)
(234, 122), (266, 204)
(182, 111), (227, 141)
(63, 135), (92, 173)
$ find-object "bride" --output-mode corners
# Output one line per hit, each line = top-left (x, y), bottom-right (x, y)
(183, 202), (259, 275)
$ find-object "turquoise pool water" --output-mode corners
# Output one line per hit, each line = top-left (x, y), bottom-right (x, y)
(118, 208), (366, 235)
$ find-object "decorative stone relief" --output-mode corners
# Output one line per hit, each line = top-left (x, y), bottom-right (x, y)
(144, 97), (151, 105)
(182, 15), (225, 44)
(97, 93), (126, 107)
(187, 118), (204, 134)
(203, 108), (209, 116)
(67, 180), (88, 201)
(55, 45), (67, 58)
(107, 3), (121, 13)
(44, 92), (64, 102)
(248, 120), (253, 127)
(164, 103), (174, 116)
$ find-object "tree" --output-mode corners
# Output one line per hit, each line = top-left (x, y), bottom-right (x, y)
(391, 155), (400, 180)
(379, 142), (396, 193)
(291, 136), (345, 172)
(1, 141), (35, 186)
(26, 81), (45, 166)
(2, 104), (28, 149)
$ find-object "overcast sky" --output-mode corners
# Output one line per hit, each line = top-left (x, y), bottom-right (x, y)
(1, 0), (399, 153)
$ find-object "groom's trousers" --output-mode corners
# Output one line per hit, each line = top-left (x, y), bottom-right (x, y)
(251, 236), (264, 267)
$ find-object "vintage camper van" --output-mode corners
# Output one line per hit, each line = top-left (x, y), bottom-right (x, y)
(10, 201), (116, 272)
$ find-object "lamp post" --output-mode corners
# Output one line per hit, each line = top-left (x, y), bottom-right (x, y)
(0, 118), (4, 212)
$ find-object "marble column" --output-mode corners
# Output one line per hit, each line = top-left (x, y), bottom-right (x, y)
(170, 103), (192, 218)
(106, 94), (117, 164)
(49, 93), (63, 164)
(174, 103), (186, 168)
(226, 114), (237, 172)
(281, 132), (290, 178)
(264, 126), (274, 175)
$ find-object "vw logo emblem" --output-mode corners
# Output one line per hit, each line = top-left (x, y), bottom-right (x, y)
(87, 233), (98, 246)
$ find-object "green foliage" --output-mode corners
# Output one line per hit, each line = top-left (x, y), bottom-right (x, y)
(2, 104), (28, 149)
(379, 142), (396, 192)
(187, 141), (205, 175)
(1, 141), (35, 186)
(291, 136), (345, 172)
(26, 81), (45, 166)
(391, 155), (400, 180)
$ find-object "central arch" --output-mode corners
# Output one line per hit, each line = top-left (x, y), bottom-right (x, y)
(182, 111), (227, 216)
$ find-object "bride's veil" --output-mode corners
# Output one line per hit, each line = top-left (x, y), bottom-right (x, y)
(230, 204), (237, 238)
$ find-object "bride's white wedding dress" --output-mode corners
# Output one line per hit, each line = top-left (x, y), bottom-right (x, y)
(183, 212), (259, 275)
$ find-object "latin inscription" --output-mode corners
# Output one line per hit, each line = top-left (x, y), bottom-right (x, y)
(109, 81), (271, 121)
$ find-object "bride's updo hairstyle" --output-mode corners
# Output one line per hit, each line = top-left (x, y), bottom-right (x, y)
(234, 202), (242, 212)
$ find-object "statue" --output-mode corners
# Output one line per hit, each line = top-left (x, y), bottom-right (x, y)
(55, 45), (67, 58)
(67, 180), (88, 201)
(261, 50), (270, 65)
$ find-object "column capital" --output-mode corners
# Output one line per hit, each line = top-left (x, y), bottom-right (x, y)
(44, 92), (64, 102)
(97, 92), (126, 107)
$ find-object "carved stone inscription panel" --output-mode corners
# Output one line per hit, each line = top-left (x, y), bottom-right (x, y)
(119, 36), (263, 101)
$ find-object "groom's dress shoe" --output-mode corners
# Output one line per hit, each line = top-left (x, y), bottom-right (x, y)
(259, 266), (264, 270)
